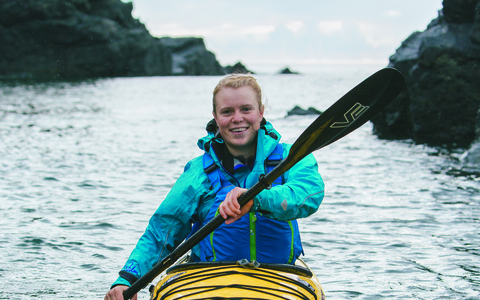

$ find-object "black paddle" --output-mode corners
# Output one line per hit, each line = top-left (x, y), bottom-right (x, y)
(123, 67), (404, 300)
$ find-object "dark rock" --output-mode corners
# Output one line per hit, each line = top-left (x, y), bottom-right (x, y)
(287, 105), (322, 116)
(0, 0), (170, 80)
(0, 0), (225, 80)
(223, 62), (254, 74)
(443, 0), (478, 23)
(371, 0), (480, 149)
(158, 37), (224, 76)
(470, 1), (480, 44)
(278, 67), (300, 75)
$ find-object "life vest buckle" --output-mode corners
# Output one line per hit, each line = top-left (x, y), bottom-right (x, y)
(203, 163), (217, 174)
(237, 259), (260, 269)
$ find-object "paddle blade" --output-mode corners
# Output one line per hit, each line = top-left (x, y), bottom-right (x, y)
(288, 67), (404, 163)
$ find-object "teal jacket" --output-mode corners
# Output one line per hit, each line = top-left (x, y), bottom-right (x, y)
(112, 121), (325, 287)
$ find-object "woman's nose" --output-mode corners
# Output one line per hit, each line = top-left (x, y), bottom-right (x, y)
(232, 111), (243, 122)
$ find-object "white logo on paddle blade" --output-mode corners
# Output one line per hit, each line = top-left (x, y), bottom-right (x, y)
(330, 102), (369, 128)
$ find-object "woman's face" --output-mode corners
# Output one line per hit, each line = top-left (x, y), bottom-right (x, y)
(213, 86), (264, 158)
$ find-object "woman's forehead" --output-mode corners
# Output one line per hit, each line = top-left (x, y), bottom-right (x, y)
(216, 87), (257, 103)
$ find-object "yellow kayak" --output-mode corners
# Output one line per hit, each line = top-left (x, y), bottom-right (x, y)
(149, 256), (325, 300)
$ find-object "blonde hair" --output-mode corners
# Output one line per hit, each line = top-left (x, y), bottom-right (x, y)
(212, 74), (263, 115)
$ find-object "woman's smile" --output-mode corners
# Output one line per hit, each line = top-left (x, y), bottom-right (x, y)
(231, 127), (248, 133)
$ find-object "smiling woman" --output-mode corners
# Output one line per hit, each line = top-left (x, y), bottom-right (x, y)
(104, 73), (325, 299)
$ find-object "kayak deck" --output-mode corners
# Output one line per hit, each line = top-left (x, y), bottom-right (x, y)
(150, 257), (325, 300)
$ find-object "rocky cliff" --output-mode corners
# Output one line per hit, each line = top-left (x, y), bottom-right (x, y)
(158, 37), (224, 76)
(0, 0), (225, 80)
(372, 0), (480, 150)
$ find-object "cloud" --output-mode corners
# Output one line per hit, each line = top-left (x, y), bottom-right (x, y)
(356, 22), (398, 47)
(150, 23), (275, 39)
(318, 21), (343, 35)
(236, 25), (276, 36)
(285, 21), (305, 34)
(386, 10), (402, 17)
(151, 23), (213, 37)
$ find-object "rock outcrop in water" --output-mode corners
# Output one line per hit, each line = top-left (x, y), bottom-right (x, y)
(278, 67), (300, 75)
(371, 0), (480, 152)
(286, 106), (322, 117)
(0, 0), (225, 80)
(158, 37), (224, 76)
(223, 62), (254, 74)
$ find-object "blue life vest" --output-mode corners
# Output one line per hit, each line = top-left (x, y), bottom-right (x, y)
(198, 143), (303, 264)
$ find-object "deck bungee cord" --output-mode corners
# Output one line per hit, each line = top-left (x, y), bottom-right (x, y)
(152, 265), (318, 300)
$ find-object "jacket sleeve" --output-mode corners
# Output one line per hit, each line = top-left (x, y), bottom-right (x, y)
(253, 145), (324, 221)
(111, 158), (210, 287)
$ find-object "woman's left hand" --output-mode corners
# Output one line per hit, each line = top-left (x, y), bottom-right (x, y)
(219, 187), (253, 225)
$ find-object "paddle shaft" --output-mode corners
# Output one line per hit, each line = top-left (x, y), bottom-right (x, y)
(122, 67), (404, 299)
(122, 159), (287, 299)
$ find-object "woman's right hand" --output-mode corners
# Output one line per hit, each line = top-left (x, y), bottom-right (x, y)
(104, 285), (137, 300)
(219, 187), (253, 225)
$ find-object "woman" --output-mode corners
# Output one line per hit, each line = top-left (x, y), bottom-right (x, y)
(105, 74), (325, 300)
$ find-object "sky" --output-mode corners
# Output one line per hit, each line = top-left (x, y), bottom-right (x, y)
(123, 0), (444, 73)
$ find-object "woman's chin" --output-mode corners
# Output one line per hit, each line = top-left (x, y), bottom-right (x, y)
(226, 139), (255, 155)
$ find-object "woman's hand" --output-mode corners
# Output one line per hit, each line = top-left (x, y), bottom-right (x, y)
(104, 285), (137, 300)
(219, 187), (253, 225)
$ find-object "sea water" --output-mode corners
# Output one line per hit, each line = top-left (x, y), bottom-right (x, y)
(1, 65), (479, 299)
